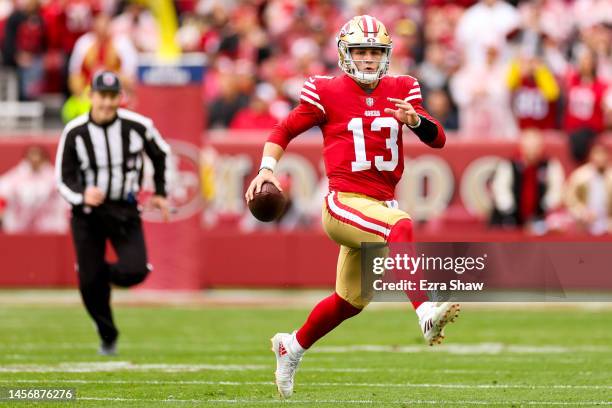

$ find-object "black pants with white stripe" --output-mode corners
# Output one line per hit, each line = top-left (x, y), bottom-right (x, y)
(70, 202), (150, 343)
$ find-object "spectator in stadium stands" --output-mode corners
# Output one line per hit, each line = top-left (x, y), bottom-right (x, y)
(230, 83), (279, 130)
(511, 0), (573, 77)
(0, 146), (68, 234)
(455, 0), (520, 68)
(111, 2), (159, 53)
(572, 0), (612, 31)
(506, 49), (560, 130)
(565, 143), (612, 235)
(66, 12), (137, 108)
(385, 18), (419, 73)
(490, 129), (564, 234)
(175, 12), (206, 52)
(418, 42), (452, 93)
(518, 0), (573, 44)
(585, 23), (612, 83)
(51, 0), (95, 56)
(39, 0), (95, 97)
(563, 45), (612, 163)
(207, 66), (250, 129)
(424, 88), (459, 131)
(2, 0), (47, 100)
(450, 39), (517, 138)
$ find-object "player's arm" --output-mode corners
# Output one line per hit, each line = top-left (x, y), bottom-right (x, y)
(55, 129), (86, 205)
(142, 121), (171, 221)
(245, 102), (325, 202)
(245, 142), (284, 201)
(386, 97), (446, 148)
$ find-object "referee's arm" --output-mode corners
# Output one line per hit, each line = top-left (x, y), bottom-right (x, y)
(142, 123), (171, 197)
(55, 128), (84, 205)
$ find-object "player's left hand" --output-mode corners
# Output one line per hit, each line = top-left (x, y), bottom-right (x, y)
(385, 97), (420, 127)
(149, 195), (170, 222)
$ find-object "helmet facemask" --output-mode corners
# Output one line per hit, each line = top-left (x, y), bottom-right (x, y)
(338, 42), (392, 84)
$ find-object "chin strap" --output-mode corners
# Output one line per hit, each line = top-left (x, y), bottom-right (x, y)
(348, 68), (379, 84)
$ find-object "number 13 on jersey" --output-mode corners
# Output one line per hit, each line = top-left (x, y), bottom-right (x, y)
(349, 117), (399, 172)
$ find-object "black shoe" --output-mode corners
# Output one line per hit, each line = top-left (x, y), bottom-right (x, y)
(98, 339), (117, 356)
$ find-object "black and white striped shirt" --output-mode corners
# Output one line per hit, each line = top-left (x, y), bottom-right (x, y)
(55, 108), (170, 206)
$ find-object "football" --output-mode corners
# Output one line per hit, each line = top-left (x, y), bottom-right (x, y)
(248, 182), (287, 222)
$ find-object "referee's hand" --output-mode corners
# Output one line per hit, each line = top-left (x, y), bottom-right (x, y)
(84, 187), (105, 206)
(149, 195), (170, 222)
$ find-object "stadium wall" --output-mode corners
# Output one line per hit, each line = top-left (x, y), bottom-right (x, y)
(1, 133), (611, 289)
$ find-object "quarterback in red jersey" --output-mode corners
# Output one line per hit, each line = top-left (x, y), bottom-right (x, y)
(245, 15), (460, 398)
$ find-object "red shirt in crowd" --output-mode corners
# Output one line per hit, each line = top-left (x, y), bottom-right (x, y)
(563, 70), (609, 133)
(42, 0), (96, 53)
(511, 77), (557, 130)
(230, 108), (278, 130)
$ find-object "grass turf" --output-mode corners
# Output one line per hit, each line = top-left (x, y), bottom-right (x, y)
(0, 303), (611, 407)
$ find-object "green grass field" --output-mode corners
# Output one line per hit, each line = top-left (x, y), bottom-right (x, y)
(0, 300), (611, 407)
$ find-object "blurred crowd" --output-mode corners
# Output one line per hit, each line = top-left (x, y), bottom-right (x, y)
(0, 146), (68, 233)
(0, 0), (611, 143)
(488, 129), (612, 235)
(1, 0), (612, 235)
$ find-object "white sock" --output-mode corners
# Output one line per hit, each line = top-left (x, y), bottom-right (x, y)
(288, 331), (305, 356)
(416, 302), (433, 321)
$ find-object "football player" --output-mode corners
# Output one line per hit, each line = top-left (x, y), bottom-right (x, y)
(245, 15), (460, 398)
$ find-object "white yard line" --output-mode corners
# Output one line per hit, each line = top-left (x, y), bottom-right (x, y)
(2, 342), (610, 354)
(0, 362), (266, 373)
(2, 289), (612, 310)
(1, 378), (610, 390)
(0, 362), (370, 374)
(72, 397), (612, 405)
(0, 366), (599, 375)
(314, 343), (612, 354)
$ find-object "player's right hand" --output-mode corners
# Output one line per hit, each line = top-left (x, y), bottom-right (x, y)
(245, 169), (283, 202)
(84, 186), (105, 206)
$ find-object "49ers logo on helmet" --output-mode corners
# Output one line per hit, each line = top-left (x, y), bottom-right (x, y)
(339, 22), (351, 37)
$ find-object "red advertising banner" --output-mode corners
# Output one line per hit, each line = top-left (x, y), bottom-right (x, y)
(133, 81), (204, 290)
(1, 131), (611, 289)
(205, 130), (580, 225)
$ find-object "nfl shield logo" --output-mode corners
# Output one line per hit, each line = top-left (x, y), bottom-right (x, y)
(103, 73), (116, 86)
(366, 97), (374, 107)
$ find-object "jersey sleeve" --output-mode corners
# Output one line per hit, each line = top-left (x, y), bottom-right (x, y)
(403, 77), (446, 149)
(142, 121), (171, 197)
(267, 78), (326, 149)
(55, 128), (85, 205)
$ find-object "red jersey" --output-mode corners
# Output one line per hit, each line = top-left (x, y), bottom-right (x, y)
(511, 77), (557, 130)
(563, 71), (609, 133)
(268, 74), (445, 201)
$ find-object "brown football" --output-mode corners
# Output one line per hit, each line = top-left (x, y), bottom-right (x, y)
(248, 182), (287, 222)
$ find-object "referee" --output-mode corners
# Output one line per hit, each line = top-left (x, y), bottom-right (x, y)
(55, 71), (170, 355)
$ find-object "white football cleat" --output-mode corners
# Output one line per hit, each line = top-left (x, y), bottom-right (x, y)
(419, 302), (461, 346)
(271, 332), (303, 398)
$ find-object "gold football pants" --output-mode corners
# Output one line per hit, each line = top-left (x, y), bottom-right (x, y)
(322, 191), (411, 309)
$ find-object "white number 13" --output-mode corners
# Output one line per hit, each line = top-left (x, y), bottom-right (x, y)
(349, 117), (399, 172)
